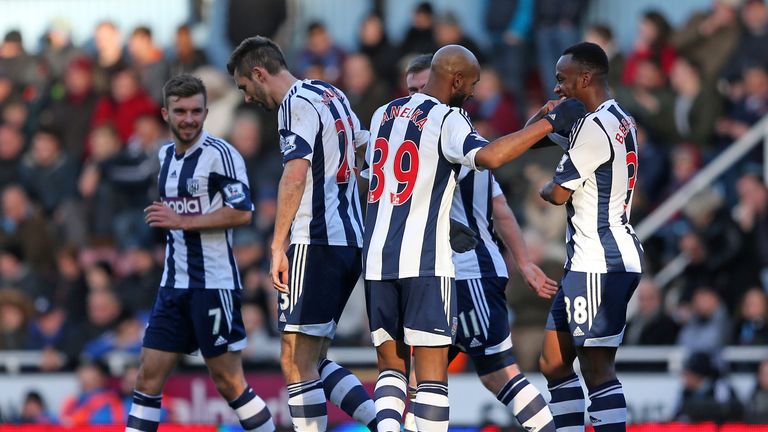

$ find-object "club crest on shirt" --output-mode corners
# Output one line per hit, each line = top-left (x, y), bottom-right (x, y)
(224, 183), (246, 203)
(556, 154), (569, 173)
(187, 178), (200, 194)
(280, 134), (297, 155)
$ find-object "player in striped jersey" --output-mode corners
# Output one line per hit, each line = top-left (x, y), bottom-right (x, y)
(363, 45), (585, 432)
(126, 75), (274, 432)
(398, 54), (558, 432)
(536, 43), (644, 432)
(228, 37), (375, 431)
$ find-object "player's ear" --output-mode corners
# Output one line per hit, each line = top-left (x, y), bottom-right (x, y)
(160, 106), (169, 123)
(453, 72), (463, 91)
(581, 70), (592, 88)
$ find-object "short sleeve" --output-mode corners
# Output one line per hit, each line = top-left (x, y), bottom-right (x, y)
(350, 111), (370, 149)
(491, 175), (503, 198)
(553, 118), (611, 191)
(210, 145), (254, 211)
(440, 109), (488, 171)
(279, 97), (319, 164)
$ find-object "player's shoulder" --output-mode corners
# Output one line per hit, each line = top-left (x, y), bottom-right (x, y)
(200, 135), (245, 164)
(158, 141), (174, 159)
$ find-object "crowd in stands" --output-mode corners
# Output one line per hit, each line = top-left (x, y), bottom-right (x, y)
(0, 0), (767, 424)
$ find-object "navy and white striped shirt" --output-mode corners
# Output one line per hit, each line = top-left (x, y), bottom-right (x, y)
(451, 168), (508, 280)
(157, 132), (254, 289)
(553, 99), (644, 273)
(363, 93), (487, 280)
(278, 80), (367, 247)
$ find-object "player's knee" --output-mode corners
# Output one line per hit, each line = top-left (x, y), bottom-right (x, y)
(580, 365), (616, 389)
(134, 365), (162, 395)
(209, 368), (242, 398)
(538, 354), (571, 380)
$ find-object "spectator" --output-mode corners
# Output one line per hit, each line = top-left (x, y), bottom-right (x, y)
(677, 287), (730, 354)
(731, 287), (768, 345)
(0, 30), (42, 94)
(341, 53), (390, 129)
(40, 56), (99, 162)
(50, 246), (87, 319)
(115, 247), (161, 313)
(60, 286), (123, 362)
(0, 124), (24, 189)
(0, 288), (33, 350)
(622, 11), (676, 86)
(0, 71), (15, 112)
(625, 278), (680, 345)
(60, 361), (124, 426)
(193, 66), (241, 138)
(746, 359), (768, 423)
(675, 351), (743, 423)
(533, 0), (587, 98)
(78, 125), (122, 241)
(90, 21), (127, 95)
(20, 127), (78, 216)
(296, 21), (345, 85)
(0, 245), (47, 302)
(90, 67), (157, 144)
(485, 0), (533, 107)
(716, 64), (768, 144)
(0, 185), (55, 274)
(82, 308), (144, 361)
(732, 172), (768, 286)
(722, 0), (768, 87)
(228, 109), (282, 207)
(400, 2), (438, 57)
(464, 66), (521, 139)
(358, 13), (400, 87)
(40, 19), (84, 86)
(669, 56), (722, 152)
(671, 0), (741, 81)
(616, 57), (677, 145)
(15, 391), (56, 424)
(127, 26), (169, 104)
(241, 300), (280, 362)
(434, 12), (486, 64)
(584, 24), (625, 91)
(170, 24), (208, 77)
(26, 299), (71, 353)
(634, 122), (670, 212)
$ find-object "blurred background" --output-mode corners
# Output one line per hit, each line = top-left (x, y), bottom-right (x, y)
(0, 0), (766, 430)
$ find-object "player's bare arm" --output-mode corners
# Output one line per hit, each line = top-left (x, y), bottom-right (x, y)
(539, 181), (573, 206)
(144, 202), (251, 230)
(491, 194), (558, 298)
(525, 99), (562, 127)
(270, 158), (310, 292)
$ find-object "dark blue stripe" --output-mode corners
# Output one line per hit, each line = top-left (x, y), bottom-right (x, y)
(548, 373), (580, 388)
(590, 393), (626, 410)
(289, 402), (327, 418)
(554, 412), (585, 428)
(339, 385), (371, 417)
(458, 172), (496, 276)
(373, 385), (406, 400)
(382, 99), (437, 277)
(516, 394), (548, 424)
(564, 201), (576, 270)
(127, 415), (159, 432)
(228, 386), (255, 409)
(225, 233), (241, 289)
(412, 402), (450, 421)
(207, 137), (235, 177)
(363, 98), (410, 273)
(158, 145), (176, 286)
(133, 392), (162, 408)
(287, 380), (324, 397)
(377, 408), (403, 422)
(588, 379), (621, 396)
(549, 386), (586, 403)
(178, 149), (205, 288)
(292, 93), (329, 244)
(321, 367), (349, 398)
(240, 407), (273, 429)
(500, 378), (530, 405)
(592, 117), (624, 271)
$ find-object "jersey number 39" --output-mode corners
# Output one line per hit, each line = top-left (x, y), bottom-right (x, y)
(368, 137), (420, 205)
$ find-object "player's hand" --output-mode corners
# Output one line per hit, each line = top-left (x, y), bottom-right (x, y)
(144, 202), (183, 229)
(270, 248), (289, 293)
(520, 262), (558, 299)
(449, 219), (477, 253)
(543, 98), (586, 133)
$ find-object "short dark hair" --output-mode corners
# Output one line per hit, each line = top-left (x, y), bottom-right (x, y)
(406, 53), (433, 76)
(162, 73), (207, 107)
(588, 24), (613, 42)
(563, 42), (609, 77)
(131, 26), (152, 39)
(227, 36), (288, 77)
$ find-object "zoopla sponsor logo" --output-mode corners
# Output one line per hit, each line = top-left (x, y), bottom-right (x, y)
(162, 197), (202, 215)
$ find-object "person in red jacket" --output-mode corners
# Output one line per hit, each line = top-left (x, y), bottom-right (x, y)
(90, 67), (157, 147)
(60, 361), (124, 426)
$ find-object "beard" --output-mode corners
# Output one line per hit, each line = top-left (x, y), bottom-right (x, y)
(170, 121), (203, 146)
(448, 91), (470, 108)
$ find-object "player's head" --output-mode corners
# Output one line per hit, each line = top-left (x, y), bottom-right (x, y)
(428, 44), (480, 107)
(161, 74), (208, 146)
(554, 42), (609, 100)
(405, 53), (433, 95)
(227, 36), (288, 111)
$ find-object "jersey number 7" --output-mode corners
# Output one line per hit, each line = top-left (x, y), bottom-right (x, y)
(367, 137), (420, 205)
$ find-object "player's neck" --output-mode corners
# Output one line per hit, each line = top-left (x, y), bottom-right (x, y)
(272, 70), (299, 105)
(420, 82), (448, 105)
(582, 87), (612, 112)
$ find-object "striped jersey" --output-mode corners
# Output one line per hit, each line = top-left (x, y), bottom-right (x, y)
(363, 92), (488, 280)
(278, 79), (367, 247)
(553, 99), (644, 273)
(451, 168), (508, 280)
(157, 132), (254, 289)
